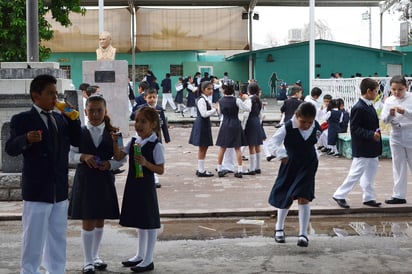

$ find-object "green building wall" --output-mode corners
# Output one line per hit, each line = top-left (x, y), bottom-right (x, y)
(397, 45), (412, 75)
(47, 40), (405, 98)
(47, 51), (249, 96)
(251, 40), (404, 97)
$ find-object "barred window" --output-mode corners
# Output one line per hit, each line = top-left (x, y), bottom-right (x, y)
(129, 65), (149, 82)
(60, 65), (71, 79)
(170, 64), (183, 76)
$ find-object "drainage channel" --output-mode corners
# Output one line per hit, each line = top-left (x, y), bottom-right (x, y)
(107, 213), (412, 241)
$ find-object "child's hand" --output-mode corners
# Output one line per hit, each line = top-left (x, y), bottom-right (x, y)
(134, 154), (147, 166)
(81, 154), (99, 169)
(111, 132), (119, 143)
(373, 131), (381, 142)
(97, 160), (111, 171)
(26, 130), (42, 144)
(395, 107), (405, 115)
(389, 107), (396, 116)
(280, 157), (288, 164)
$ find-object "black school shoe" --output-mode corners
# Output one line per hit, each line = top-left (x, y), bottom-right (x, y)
(266, 155), (276, 161)
(363, 200), (381, 207)
(93, 259), (107, 270)
(196, 170), (214, 177)
(122, 259), (142, 267)
(243, 170), (256, 175)
(82, 264), (95, 274)
(385, 197), (407, 204)
(234, 172), (243, 178)
(131, 262), (154, 273)
(218, 170), (229, 177)
(297, 235), (309, 247)
(274, 229), (285, 243)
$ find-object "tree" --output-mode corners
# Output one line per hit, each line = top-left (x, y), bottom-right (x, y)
(0, 0), (85, 62)
(301, 19), (334, 41)
(391, 0), (412, 21)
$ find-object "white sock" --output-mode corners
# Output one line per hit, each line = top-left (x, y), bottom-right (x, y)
(190, 107), (196, 116)
(198, 160), (205, 173)
(249, 154), (256, 171)
(298, 204), (310, 236)
(129, 229), (145, 262)
(255, 152), (261, 170)
(217, 164), (222, 172)
(81, 229), (94, 266)
(275, 208), (289, 235)
(237, 165), (243, 173)
(139, 229), (157, 266)
(92, 227), (103, 262)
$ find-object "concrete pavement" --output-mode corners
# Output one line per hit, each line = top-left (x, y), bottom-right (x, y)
(1, 98), (412, 273)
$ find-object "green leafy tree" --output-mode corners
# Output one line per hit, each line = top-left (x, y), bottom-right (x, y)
(0, 0), (85, 61)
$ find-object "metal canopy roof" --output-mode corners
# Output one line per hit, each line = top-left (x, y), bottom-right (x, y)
(80, 0), (383, 8)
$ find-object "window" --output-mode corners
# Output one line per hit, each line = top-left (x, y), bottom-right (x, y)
(60, 65), (71, 79)
(170, 64), (183, 76)
(129, 65), (149, 82)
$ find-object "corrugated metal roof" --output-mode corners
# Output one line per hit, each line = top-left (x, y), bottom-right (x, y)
(226, 39), (404, 61)
(80, 0), (383, 8)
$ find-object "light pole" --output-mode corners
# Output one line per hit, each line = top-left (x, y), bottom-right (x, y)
(362, 8), (372, 47)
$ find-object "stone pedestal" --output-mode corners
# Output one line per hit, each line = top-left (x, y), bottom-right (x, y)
(0, 62), (73, 171)
(82, 61), (129, 136)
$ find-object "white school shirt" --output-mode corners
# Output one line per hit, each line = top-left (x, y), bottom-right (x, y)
(175, 82), (184, 92)
(304, 96), (321, 121)
(69, 122), (125, 170)
(381, 92), (412, 148)
(187, 83), (198, 93)
(268, 115), (316, 160)
(197, 94), (217, 118)
(122, 132), (165, 165)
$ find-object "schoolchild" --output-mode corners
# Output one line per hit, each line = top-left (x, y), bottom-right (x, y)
(332, 78), (382, 209)
(337, 98), (350, 133)
(139, 88), (171, 188)
(161, 73), (177, 112)
(268, 102), (321, 247)
(182, 76), (198, 118)
(317, 94), (332, 152)
(304, 87), (322, 114)
(381, 75), (412, 204)
(151, 77), (160, 93)
(277, 82), (288, 101)
(6, 74), (81, 274)
(325, 99), (342, 157)
(211, 76), (222, 103)
(189, 81), (218, 177)
(84, 85), (101, 124)
(69, 95), (124, 274)
(79, 82), (91, 109)
(317, 94), (332, 123)
(131, 81), (150, 120)
(194, 72), (201, 87)
(278, 86), (303, 126)
(243, 82), (264, 175)
(175, 77), (185, 114)
(113, 106), (165, 273)
(216, 83), (250, 178)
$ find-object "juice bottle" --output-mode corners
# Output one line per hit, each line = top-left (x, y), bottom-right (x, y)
(134, 144), (144, 178)
(55, 101), (79, 120)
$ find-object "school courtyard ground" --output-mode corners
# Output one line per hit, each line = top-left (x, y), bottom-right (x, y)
(1, 98), (412, 273)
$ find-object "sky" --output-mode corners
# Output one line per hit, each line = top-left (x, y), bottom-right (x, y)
(252, 6), (403, 49)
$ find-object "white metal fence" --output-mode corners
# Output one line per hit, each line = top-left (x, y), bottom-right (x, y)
(311, 77), (392, 111)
